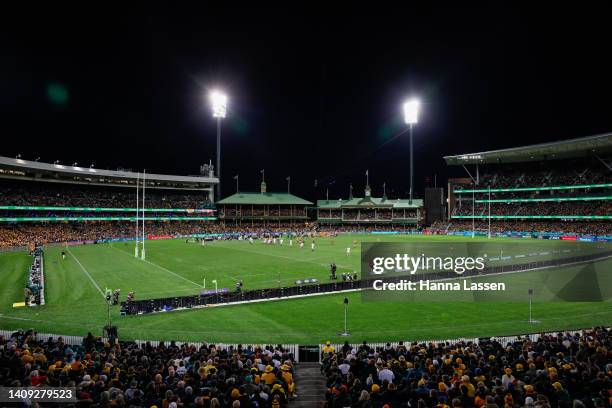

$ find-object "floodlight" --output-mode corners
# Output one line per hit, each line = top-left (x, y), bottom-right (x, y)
(210, 91), (228, 118)
(403, 99), (420, 125)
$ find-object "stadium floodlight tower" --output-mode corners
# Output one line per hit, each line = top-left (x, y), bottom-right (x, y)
(403, 98), (420, 204)
(210, 90), (227, 201)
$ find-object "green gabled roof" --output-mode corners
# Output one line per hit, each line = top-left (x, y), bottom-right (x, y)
(317, 197), (423, 209)
(217, 192), (313, 205)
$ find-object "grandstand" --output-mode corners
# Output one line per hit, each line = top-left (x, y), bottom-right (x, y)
(440, 133), (612, 237)
(0, 156), (219, 248)
(217, 181), (312, 227)
(317, 185), (423, 227)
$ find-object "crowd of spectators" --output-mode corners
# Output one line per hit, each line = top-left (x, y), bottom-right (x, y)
(318, 210), (416, 221)
(0, 181), (213, 209)
(315, 225), (420, 234)
(0, 222), (204, 249)
(0, 222), (425, 249)
(473, 160), (611, 190)
(0, 329), (297, 407)
(220, 208), (308, 218)
(321, 327), (612, 408)
(0, 210), (213, 220)
(454, 202), (612, 217)
(429, 221), (612, 236)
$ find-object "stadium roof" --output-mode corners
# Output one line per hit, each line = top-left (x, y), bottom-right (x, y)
(317, 197), (423, 209)
(217, 192), (313, 205)
(0, 156), (218, 190)
(443, 132), (612, 165)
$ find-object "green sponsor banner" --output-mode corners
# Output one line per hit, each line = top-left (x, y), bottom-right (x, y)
(451, 215), (611, 219)
(0, 217), (217, 222)
(454, 183), (612, 194)
(0, 206), (214, 212)
(475, 196), (612, 203)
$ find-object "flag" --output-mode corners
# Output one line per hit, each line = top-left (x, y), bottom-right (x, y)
(286, 176), (290, 181)
(233, 175), (239, 180)
(314, 179), (318, 187)
(365, 169), (368, 176)
(260, 169), (265, 174)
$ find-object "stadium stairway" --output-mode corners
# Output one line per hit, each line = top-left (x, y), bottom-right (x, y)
(293, 362), (326, 408)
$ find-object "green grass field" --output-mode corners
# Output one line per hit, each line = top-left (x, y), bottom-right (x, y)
(1, 234), (611, 344)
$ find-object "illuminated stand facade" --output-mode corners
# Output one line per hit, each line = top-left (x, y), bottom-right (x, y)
(0, 156), (218, 224)
(443, 133), (612, 237)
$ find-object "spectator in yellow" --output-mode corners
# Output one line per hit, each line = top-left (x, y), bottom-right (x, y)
(460, 375), (475, 398)
(280, 364), (296, 397)
(261, 365), (277, 385)
(322, 341), (334, 354)
(250, 367), (261, 385)
(203, 359), (216, 376)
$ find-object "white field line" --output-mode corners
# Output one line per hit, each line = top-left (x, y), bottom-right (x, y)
(109, 245), (202, 288)
(66, 247), (105, 298)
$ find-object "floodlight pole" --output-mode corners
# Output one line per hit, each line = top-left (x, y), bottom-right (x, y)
(216, 117), (222, 201)
(409, 123), (414, 204)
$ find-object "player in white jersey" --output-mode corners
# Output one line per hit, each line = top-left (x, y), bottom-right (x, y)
(279, 238), (283, 245)
(249, 237), (254, 244)
(346, 246), (351, 256)
(300, 241), (304, 249)
(289, 239), (293, 246)
(311, 241), (315, 251)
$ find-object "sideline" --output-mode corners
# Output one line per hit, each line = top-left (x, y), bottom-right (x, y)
(66, 247), (105, 298)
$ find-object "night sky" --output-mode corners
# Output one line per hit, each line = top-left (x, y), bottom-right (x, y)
(2, 4), (611, 200)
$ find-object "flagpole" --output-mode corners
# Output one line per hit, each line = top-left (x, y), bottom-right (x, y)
(235, 175), (239, 193)
(326, 187), (329, 201)
(287, 176), (291, 193)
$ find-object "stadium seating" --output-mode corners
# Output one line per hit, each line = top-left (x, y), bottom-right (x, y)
(0, 329), (297, 407)
(321, 328), (612, 408)
(0, 179), (214, 209)
(447, 158), (612, 236)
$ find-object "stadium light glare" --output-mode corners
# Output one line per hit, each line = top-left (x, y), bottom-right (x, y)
(210, 90), (227, 118)
(403, 99), (419, 125)
(209, 89), (228, 201)
(402, 98), (420, 204)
